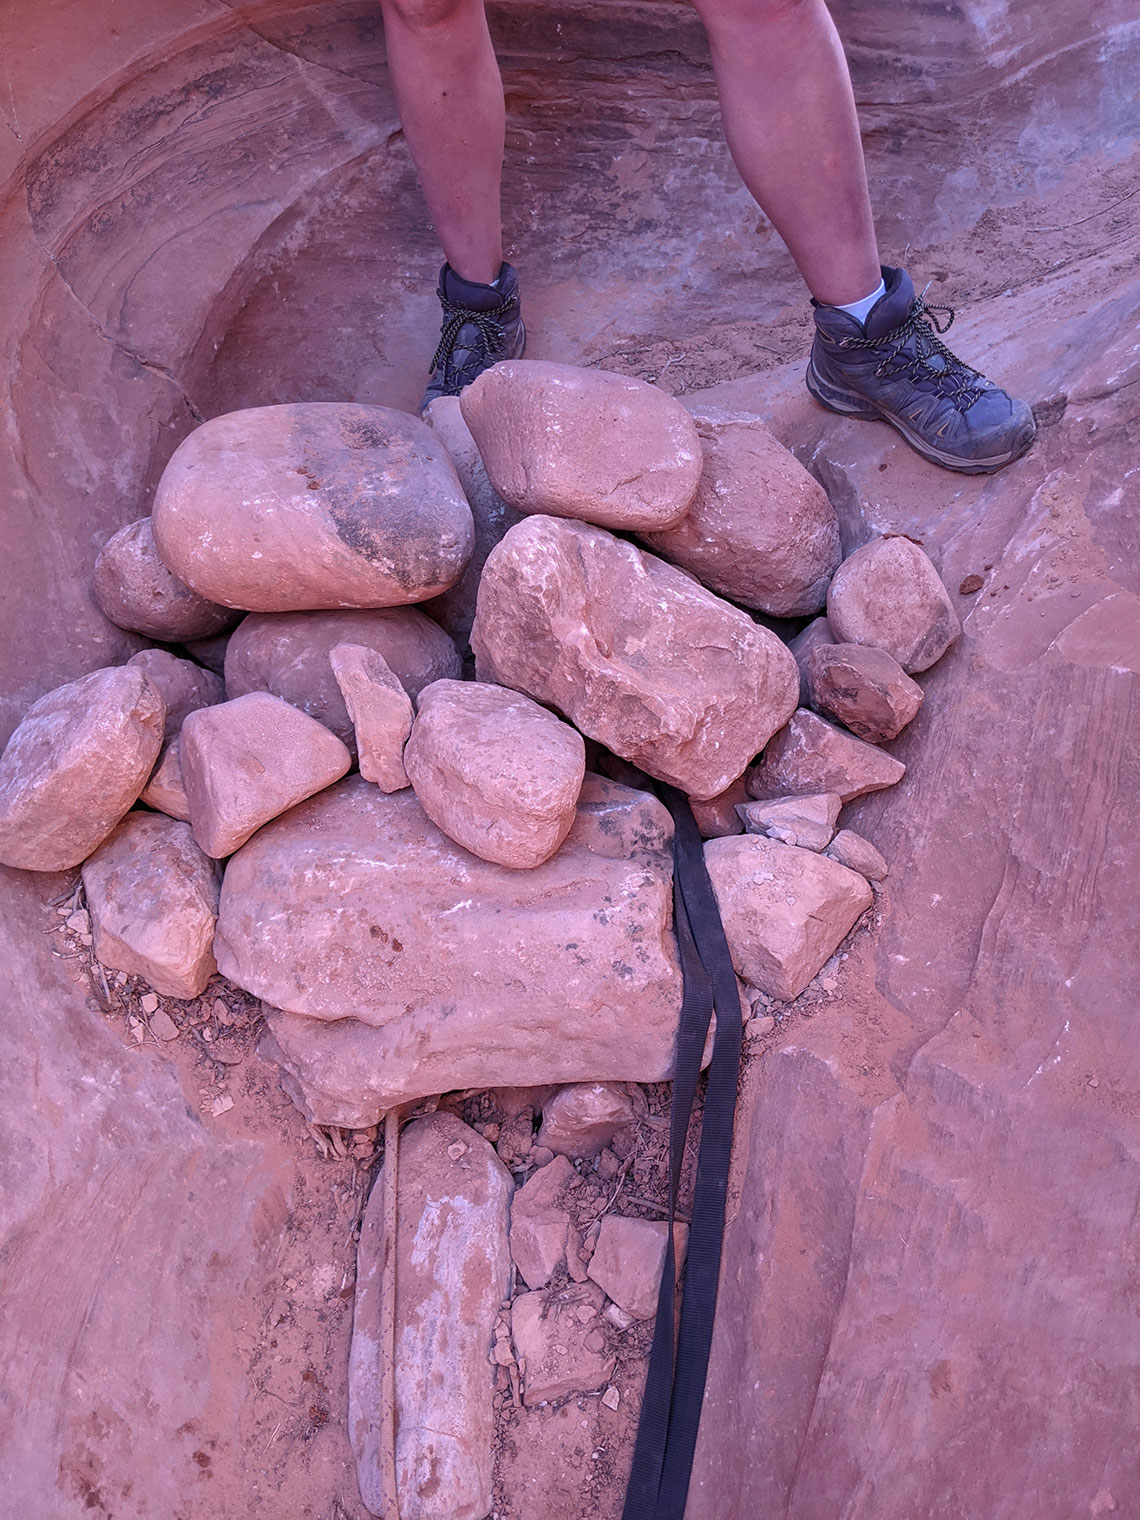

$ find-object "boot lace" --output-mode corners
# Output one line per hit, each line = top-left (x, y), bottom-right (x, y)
(834, 296), (984, 411)
(429, 293), (518, 387)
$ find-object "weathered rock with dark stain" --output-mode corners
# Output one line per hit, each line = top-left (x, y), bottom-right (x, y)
(748, 709), (905, 803)
(805, 641), (924, 743)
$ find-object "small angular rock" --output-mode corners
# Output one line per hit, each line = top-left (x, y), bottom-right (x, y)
(152, 402), (474, 611)
(141, 739), (191, 822)
(0, 666), (165, 871)
(641, 406), (841, 616)
(509, 1156), (581, 1289)
(349, 1114), (512, 1520)
(827, 536), (961, 673)
(512, 1283), (615, 1405)
(805, 642), (923, 744)
(787, 615), (835, 705)
(224, 607), (459, 750)
(94, 517), (239, 640)
(826, 828), (889, 881)
(127, 648), (224, 742)
(404, 679), (586, 869)
(180, 691), (351, 858)
(472, 516), (799, 799)
(689, 778), (748, 840)
(736, 792), (841, 852)
(81, 812), (220, 998)
(705, 835), (873, 1000)
(329, 643), (412, 792)
(747, 709), (905, 804)
(461, 360), (702, 530)
(537, 1083), (637, 1160)
(587, 1216), (688, 1321)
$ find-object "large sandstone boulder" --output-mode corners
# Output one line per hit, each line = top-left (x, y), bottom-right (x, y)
(404, 679), (586, 868)
(151, 402), (474, 611)
(640, 406), (841, 616)
(81, 812), (220, 998)
(705, 835), (873, 1000)
(93, 517), (239, 640)
(223, 607), (460, 749)
(471, 516), (799, 799)
(827, 536), (960, 673)
(180, 692), (352, 858)
(126, 649), (224, 743)
(748, 709), (905, 803)
(0, 666), (165, 871)
(350, 1114), (512, 1520)
(460, 360), (702, 530)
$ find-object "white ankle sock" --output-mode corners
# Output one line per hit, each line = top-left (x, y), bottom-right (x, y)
(834, 279), (886, 325)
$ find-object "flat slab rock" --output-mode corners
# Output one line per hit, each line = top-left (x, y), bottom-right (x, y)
(242, 774), (685, 1124)
(509, 1155), (585, 1290)
(748, 708), (905, 804)
(460, 360), (702, 530)
(587, 1215), (688, 1321)
(152, 402), (474, 612)
(737, 791), (842, 852)
(329, 643), (412, 793)
(0, 665), (165, 871)
(472, 515), (799, 800)
(513, 1282), (614, 1405)
(349, 1113), (512, 1520)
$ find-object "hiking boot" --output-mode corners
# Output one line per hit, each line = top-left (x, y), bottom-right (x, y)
(420, 261), (526, 413)
(806, 266), (1036, 474)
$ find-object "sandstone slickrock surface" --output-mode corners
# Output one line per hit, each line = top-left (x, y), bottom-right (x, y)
(422, 396), (525, 643)
(0, 666), (165, 871)
(748, 709), (905, 803)
(81, 812), (220, 998)
(805, 642), (924, 743)
(737, 792), (842, 852)
(223, 608), (460, 749)
(329, 643), (412, 792)
(788, 615), (835, 705)
(141, 739), (191, 822)
(537, 1083), (638, 1159)
(513, 1283), (614, 1405)
(472, 516), (799, 799)
(587, 1216), (688, 1321)
(180, 692), (351, 858)
(404, 679), (586, 868)
(509, 1156), (583, 1289)
(241, 775), (683, 1122)
(705, 835), (872, 1000)
(640, 406), (841, 616)
(349, 1114), (512, 1520)
(127, 648), (224, 742)
(461, 360), (702, 530)
(826, 828), (889, 881)
(827, 536), (961, 673)
(93, 517), (240, 640)
(151, 402), (474, 612)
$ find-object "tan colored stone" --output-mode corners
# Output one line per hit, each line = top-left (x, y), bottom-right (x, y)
(127, 648), (224, 743)
(705, 835), (872, 1000)
(472, 516), (798, 800)
(460, 360), (701, 530)
(223, 607), (459, 749)
(513, 1283), (615, 1405)
(81, 811), (220, 998)
(826, 828), (889, 882)
(328, 643), (412, 792)
(587, 1216), (688, 1321)
(509, 1156), (581, 1289)
(151, 402), (474, 612)
(0, 666), (165, 871)
(537, 1083), (637, 1160)
(747, 709), (905, 804)
(805, 642), (924, 743)
(349, 1114), (512, 1520)
(736, 791), (842, 852)
(404, 679), (586, 869)
(641, 406), (841, 616)
(827, 536), (960, 673)
(93, 517), (238, 640)
(141, 739), (191, 822)
(422, 396), (525, 644)
(180, 692), (351, 858)
(787, 615), (835, 705)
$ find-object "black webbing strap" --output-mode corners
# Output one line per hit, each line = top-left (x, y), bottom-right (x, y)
(622, 783), (743, 1520)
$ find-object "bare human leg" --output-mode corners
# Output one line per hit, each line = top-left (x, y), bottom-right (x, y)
(689, 0), (882, 306)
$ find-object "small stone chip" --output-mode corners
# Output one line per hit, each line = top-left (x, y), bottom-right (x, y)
(493, 1341), (515, 1366)
(150, 1009), (179, 1042)
(140, 993), (159, 1015)
(601, 1385), (621, 1411)
(959, 573), (985, 594)
(211, 1094), (234, 1116)
(129, 1019), (145, 1043)
(66, 909), (90, 934)
(213, 998), (234, 1025)
(447, 1141), (469, 1161)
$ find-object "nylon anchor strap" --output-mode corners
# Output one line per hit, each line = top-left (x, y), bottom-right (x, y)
(622, 783), (742, 1520)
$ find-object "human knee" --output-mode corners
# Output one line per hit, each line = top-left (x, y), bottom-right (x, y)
(381, 0), (482, 32)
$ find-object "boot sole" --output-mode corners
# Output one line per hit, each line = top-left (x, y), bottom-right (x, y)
(805, 359), (1036, 475)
